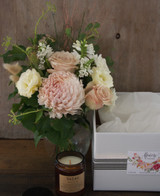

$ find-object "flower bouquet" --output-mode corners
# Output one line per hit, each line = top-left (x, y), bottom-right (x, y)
(1, 3), (116, 153)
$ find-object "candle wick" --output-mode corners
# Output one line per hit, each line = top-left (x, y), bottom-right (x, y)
(69, 160), (71, 165)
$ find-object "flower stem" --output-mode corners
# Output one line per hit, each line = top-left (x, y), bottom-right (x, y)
(34, 3), (56, 45)
(8, 109), (44, 125)
(15, 109), (43, 118)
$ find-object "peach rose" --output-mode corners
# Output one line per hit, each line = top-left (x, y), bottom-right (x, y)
(48, 51), (79, 73)
(85, 83), (113, 110)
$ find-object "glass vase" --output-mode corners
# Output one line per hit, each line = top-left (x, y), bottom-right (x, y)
(70, 124), (91, 156)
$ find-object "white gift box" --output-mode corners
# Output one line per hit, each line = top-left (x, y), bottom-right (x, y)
(92, 92), (160, 191)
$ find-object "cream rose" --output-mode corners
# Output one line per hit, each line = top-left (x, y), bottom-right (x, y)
(48, 51), (79, 73)
(85, 83), (113, 110)
(92, 66), (113, 88)
(16, 69), (42, 98)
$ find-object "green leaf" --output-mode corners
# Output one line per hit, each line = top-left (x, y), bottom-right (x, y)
(45, 130), (61, 145)
(36, 116), (51, 134)
(2, 45), (26, 63)
(65, 28), (71, 37)
(106, 56), (114, 67)
(8, 88), (18, 100)
(36, 34), (46, 43)
(94, 45), (100, 53)
(34, 130), (42, 147)
(36, 117), (61, 145)
(35, 110), (43, 123)
(21, 65), (28, 73)
(51, 117), (74, 132)
(21, 92), (39, 108)
(78, 33), (86, 41)
(60, 125), (74, 140)
(46, 37), (55, 49)
(87, 37), (96, 44)
(28, 37), (34, 44)
(12, 103), (22, 113)
(20, 111), (37, 132)
(94, 22), (100, 28)
(82, 76), (92, 88)
(85, 23), (93, 31)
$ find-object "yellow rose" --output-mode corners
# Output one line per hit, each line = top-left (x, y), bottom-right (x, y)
(92, 67), (113, 88)
(16, 69), (42, 98)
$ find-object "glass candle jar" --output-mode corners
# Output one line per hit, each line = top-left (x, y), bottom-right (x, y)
(55, 151), (85, 196)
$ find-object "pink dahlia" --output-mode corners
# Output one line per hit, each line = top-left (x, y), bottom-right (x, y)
(38, 71), (85, 118)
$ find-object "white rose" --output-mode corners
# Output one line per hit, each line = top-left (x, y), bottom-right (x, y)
(92, 66), (113, 88)
(16, 69), (42, 98)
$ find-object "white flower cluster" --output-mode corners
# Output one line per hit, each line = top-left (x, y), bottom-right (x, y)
(79, 57), (93, 78)
(93, 54), (110, 73)
(37, 41), (53, 70)
(72, 40), (95, 78)
(72, 40), (81, 51)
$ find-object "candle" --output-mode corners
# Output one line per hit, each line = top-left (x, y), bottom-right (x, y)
(55, 151), (85, 196)
(58, 156), (82, 165)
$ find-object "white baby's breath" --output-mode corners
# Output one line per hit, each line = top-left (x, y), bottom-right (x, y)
(37, 41), (53, 70)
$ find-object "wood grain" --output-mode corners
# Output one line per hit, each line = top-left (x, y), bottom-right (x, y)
(0, 139), (159, 196)
(0, 0), (160, 138)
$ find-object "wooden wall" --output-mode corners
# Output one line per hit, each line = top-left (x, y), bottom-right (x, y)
(0, 0), (160, 138)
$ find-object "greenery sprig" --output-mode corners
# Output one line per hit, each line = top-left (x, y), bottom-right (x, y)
(34, 2), (56, 45)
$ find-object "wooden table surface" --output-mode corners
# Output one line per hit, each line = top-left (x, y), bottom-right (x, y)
(0, 139), (159, 196)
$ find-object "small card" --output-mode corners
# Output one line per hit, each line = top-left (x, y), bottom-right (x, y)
(127, 151), (160, 175)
